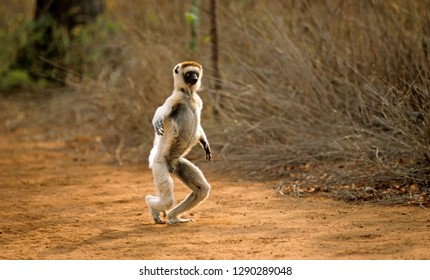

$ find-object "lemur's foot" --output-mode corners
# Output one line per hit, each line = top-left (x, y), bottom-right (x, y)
(149, 208), (167, 224)
(153, 217), (165, 224)
(166, 216), (195, 224)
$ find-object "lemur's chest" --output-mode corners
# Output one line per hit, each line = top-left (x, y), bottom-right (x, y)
(169, 96), (201, 122)
(165, 92), (202, 141)
(168, 102), (200, 141)
(170, 102), (198, 121)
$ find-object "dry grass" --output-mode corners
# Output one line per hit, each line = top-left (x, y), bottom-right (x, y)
(212, 1), (430, 188)
(2, 1), (430, 203)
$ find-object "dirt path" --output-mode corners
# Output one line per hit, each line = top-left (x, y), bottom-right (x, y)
(1, 128), (429, 260)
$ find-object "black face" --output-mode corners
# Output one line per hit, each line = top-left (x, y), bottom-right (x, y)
(184, 71), (199, 85)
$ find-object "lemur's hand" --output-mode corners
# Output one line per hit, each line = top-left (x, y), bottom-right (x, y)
(154, 118), (164, 136)
(199, 138), (212, 161)
(204, 142), (212, 161)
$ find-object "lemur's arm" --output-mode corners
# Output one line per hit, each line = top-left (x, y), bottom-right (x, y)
(152, 95), (180, 136)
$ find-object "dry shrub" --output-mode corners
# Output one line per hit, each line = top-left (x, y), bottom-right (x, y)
(212, 1), (430, 192)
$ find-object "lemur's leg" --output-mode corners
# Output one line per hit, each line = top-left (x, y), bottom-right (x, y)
(167, 158), (210, 224)
(145, 161), (175, 224)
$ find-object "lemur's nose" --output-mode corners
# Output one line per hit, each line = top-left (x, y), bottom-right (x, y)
(190, 75), (198, 85)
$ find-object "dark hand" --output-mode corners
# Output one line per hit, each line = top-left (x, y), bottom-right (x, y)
(204, 142), (212, 161)
(154, 118), (164, 136)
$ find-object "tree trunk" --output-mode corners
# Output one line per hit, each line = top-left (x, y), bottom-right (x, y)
(35, 0), (104, 31)
(15, 0), (104, 83)
(209, 0), (222, 90)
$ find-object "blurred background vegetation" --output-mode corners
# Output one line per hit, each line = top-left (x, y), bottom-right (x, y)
(1, 0), (429, 204)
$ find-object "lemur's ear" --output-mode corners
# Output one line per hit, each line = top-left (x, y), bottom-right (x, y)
(174, 65), (179, 74)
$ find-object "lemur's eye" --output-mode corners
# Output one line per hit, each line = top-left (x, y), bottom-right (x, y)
(185, 72), (198, 78)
